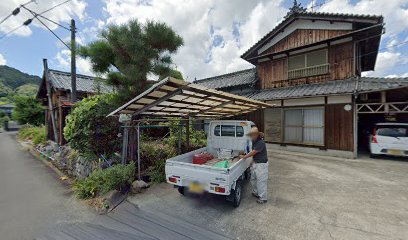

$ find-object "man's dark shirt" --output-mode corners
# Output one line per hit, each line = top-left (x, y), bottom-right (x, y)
(252, 137), (268, 163)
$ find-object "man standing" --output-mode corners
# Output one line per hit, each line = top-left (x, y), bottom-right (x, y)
(242, 127), (268, 204)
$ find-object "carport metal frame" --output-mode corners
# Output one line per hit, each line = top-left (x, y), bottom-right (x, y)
(108, 77), (273, 180)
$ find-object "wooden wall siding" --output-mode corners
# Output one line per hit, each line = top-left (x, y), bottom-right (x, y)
(264, 108), (282, 142)
(325, 104), (354, 151)
(234, 109), (264, 132)
(265, 29), (351, 54)
(258, 58), (287, 89)
(328, 42), (354, 80)
(257, 41), (355, 89)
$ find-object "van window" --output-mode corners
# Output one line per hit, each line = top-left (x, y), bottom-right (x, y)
(376, 126), (407, 137)
(213, 125), (245, 137)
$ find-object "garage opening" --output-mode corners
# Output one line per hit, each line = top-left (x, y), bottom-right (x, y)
(357, 89), (408, 156)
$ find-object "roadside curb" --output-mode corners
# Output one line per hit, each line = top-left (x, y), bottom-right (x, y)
(19, 141), (73, 185)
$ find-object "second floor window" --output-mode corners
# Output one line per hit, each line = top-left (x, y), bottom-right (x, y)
(288, 49), (329, 79)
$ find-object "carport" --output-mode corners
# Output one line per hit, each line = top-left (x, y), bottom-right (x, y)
(355, 78), (408, 153)
(108, 77), (272, 179)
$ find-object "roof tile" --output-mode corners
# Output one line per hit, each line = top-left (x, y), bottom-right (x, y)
(47, 69), (113, 94)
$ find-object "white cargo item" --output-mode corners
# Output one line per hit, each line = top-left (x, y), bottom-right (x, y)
(165, 120), (255, 207)
(370, 123), (408, 157)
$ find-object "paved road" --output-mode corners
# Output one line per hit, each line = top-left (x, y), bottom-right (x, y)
(129, 146), (408, 240)
(0, 132), (95, 239)
(0, 132), (231, 240)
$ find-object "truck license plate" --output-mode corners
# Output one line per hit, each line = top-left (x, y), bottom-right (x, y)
(189, 183), (204, 194)
(388, 149), (403, 156)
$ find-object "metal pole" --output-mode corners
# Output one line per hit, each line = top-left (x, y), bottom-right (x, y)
(121, 126), (128, 164)
(186, 117), (190, 151)
(137, 123), (141, 180)
(178, 124), (182, 154)
(70, 19), (77, 102)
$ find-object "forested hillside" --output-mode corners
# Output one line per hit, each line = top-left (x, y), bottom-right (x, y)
(0, 65), (41, 101)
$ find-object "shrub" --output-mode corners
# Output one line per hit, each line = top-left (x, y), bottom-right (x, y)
(164, 119), (207, 150)
(73, 162), (136, 199)
(141, 141), (177, 183)
(64, 94), (121, 159)
(17, 125), (46, 146)
(12, 95), (44, 126)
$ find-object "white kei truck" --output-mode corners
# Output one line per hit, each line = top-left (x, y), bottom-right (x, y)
(165, 120), (255, 207)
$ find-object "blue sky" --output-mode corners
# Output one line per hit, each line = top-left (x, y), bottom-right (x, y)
(1, 0), (408, 80)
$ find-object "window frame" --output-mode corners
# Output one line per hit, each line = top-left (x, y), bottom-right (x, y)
(283, 107), (325, 146)
(213, 123), (245, 138)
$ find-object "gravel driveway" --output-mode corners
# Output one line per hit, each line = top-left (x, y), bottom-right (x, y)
(128, 147), (408, 240)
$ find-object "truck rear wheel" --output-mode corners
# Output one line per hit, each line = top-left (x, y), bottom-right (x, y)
(178, 186), (185, 195)
(230, 180), (242, 207)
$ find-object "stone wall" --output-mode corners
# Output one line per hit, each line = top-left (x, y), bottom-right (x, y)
(36, 142), (97, 179)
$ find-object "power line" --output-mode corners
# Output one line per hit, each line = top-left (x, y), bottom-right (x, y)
(0, 0), (72, 41)
(21, 5), (70, 31)
(25, 8), (70, 49)
(0, 0), (36, 26)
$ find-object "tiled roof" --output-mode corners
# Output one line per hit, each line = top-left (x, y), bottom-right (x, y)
(241, 11), (383, 59)
(249, 77), (408, 101)
(47, 69), (113, 93)
(194, 68), (257, 89)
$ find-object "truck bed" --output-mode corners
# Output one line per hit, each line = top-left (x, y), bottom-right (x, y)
(165, 147), (251, 195)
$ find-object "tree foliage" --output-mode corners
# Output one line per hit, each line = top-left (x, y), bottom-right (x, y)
(64, 94), (121, 158)
(12, 95), (44, 126)
(79, 19), (183, 101)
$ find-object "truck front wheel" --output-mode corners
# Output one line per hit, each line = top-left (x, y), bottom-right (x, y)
(177, 186), (185, 195)
(230, 180), (243, 207)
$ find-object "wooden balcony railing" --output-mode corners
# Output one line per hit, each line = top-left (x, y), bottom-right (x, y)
(288, 63), (330, 80)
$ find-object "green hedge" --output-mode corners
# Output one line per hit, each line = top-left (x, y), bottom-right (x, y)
(17, 125), (46, 146)
(73, 162), (136, 199)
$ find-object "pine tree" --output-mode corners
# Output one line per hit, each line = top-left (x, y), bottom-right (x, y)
(80, 19), (183, 101)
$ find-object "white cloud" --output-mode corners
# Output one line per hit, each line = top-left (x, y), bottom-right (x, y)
(363, 51), (408, 77)
(55, 49), (94, 76)
(0, 0), (87, 37)
(318, 0), (408, 37)
(0, 54), (6, 65)
(101, 0), (287, 81)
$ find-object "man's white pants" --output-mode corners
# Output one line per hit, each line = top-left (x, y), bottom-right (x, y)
(250, 162), (269, 201)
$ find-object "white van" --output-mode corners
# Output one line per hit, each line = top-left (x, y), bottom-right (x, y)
(370, 123), (408, 157)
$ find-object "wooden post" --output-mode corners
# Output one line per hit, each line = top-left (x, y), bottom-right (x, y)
(43, 59), (59, 145)
(353, 95), (358, 159)
(70, 19), (77, 102)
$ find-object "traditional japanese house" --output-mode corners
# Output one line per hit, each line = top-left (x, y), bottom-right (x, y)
(195, 2), (408, 158)
(37, 59), (113, 145)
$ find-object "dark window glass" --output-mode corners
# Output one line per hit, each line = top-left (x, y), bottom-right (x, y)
(214, 125), (221, 136)
(221, 125), (236, 137)
(236, 126), (244, 137)
(376, 127), (407, 137)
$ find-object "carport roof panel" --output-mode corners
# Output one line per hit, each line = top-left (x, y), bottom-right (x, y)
(107, 77), (272, 118)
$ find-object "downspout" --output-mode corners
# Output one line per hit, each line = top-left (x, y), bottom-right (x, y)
(43, 59), (59, 146)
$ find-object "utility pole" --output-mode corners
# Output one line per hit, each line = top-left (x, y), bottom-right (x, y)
(70, 19), (77, 102)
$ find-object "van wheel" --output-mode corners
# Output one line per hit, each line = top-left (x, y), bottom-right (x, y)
(230, 180), (243, 207)
(177, 186), (185, 195)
